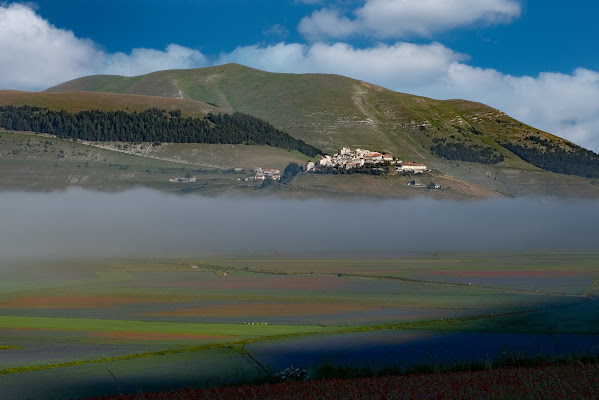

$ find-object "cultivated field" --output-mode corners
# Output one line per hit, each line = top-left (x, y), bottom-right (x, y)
(1, 252), (598, 398)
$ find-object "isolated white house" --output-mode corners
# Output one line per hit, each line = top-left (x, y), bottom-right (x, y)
(400, 162), (427, 172)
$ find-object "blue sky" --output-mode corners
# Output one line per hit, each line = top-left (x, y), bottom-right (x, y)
(1, 0), (598, 151)
(30, 0), (599, 77)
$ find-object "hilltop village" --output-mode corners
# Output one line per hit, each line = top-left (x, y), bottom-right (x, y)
(306, 147), (428, 174)
(170, 147), (434, 187)
(243, 147), (430, 183)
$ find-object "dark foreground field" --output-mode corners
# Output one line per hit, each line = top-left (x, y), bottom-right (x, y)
(90, 362), (599, 400)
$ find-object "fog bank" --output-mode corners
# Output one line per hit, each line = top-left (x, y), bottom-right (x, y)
(1, 188), (598, 260)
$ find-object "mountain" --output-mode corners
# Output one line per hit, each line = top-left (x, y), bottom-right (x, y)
(21, 64), (599, 197)
(43, 64), (562, 154)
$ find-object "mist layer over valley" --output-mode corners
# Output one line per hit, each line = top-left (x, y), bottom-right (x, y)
(1, 188), (598, 261)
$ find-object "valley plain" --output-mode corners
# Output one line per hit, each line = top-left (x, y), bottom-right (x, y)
(1, 252), (598, 399)
(1, 64), (599, 399)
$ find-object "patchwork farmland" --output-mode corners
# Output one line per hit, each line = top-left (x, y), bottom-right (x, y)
(1, 253), (598, 399)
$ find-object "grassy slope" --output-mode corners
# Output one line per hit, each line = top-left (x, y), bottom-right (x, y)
(78, 141), (311, 170)
(0, 90), (223, 118)
(46, 64), (599, 197)
(0, 130), (267, 192)
(0, 130), (495, 199)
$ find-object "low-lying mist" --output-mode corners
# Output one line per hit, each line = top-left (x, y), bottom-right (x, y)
(1, 188), (598, 261)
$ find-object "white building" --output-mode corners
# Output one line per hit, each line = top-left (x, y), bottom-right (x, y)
(169, 177), (197, 183)
(263, 168), (280, 176)
(363, 153), (383, 163)
(400, 162), (427, 173)
(310, 148), (392, 171)
(318, 155), (333, 167)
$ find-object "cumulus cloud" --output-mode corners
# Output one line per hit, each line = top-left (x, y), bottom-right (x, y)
(102, 44), (207, 77)
(0, 3), (208, 90)
(299, 0), (521, 40)
(0, 3), (100, 90)
(219, 41), (466, 88)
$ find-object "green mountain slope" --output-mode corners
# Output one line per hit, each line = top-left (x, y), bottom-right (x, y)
(44, 64), (559, 157)
(0, 90), (223, 117)
(37, 64), (599, 197)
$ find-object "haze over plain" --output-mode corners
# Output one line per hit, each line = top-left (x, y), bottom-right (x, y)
(1, 189), (599, 261)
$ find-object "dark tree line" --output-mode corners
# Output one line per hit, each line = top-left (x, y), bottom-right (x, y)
(502, 136), (599, 178)
(279, 162), (303, 183)
(205, 113), (320, 157)
(0, 106), (322, 157)
(431, 140), (504, 165)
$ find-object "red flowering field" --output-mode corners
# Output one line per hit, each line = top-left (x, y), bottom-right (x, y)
(88, 363), (599, 400)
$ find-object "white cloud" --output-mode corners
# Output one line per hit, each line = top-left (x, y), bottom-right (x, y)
(0, 4), (208, 90)
(299, 0), (521, 40)
(102, 44), (207, 77)
(219, 41), (466, 88)
(0, 3), (100, 90)
(262, 24), (289, 38)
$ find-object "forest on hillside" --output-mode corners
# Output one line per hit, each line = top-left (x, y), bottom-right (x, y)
(501, 136), (599, 178)
(431, 139), (505, 165)
(0, 106), (322, 157)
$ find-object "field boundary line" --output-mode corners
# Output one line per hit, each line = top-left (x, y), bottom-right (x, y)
(206, 262), (580, 297)
(583, 274), (599, 296)
(2, 304), (589, 376)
